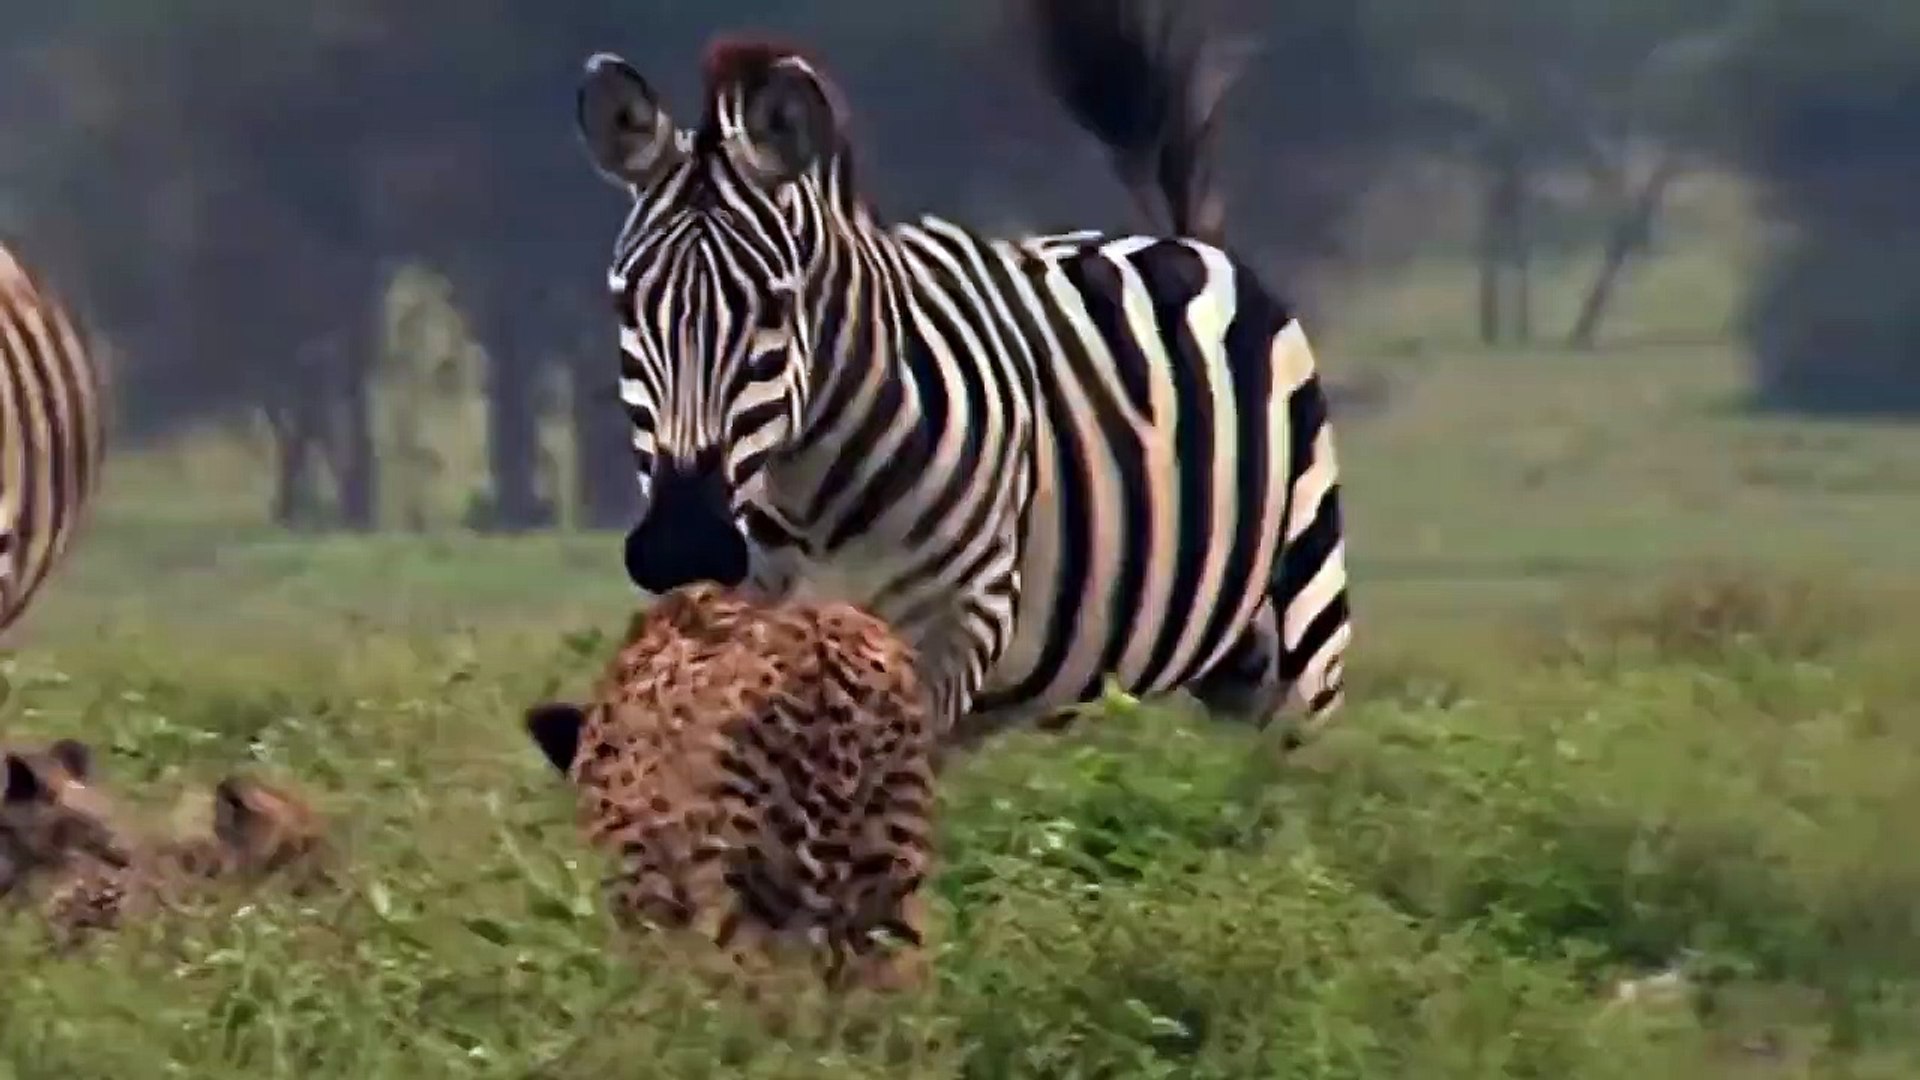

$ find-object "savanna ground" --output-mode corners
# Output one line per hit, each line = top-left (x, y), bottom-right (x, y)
(7, 178), (1920, 1078)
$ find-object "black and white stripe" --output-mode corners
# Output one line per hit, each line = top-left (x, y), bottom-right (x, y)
(575, 0), (1350, 748)
(0, 243), (104, 641)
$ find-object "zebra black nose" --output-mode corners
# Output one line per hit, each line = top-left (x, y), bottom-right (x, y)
(624, 456), (750, 594)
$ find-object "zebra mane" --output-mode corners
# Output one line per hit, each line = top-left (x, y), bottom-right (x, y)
(701, 34), (818, 96)
(695, 32), (857, 198)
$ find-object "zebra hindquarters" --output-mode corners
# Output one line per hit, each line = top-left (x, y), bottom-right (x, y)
(0, 243), (106, 645)
(1189, 319), (1351, 751)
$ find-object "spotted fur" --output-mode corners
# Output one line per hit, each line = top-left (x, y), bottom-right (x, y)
(0, 738), (128, 904)
(40, 773), (334, 942)
(525, 582), (936, 991)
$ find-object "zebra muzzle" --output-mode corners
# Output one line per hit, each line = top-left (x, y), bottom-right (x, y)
(625, 457), (751, 594)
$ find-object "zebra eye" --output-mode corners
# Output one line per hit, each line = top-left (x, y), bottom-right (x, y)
(752, 288), (791, 330)
(745, 347), (787, 382)
(755, 289), (794, 333)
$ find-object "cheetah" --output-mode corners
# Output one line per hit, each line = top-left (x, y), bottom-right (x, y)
(42, 773), (335, 942)
(1, 738), (130, 904)
(524, 582), (937, 992)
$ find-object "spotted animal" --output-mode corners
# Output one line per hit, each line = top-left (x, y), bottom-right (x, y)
(0, 738), (129, 904)
(525, 582), (936, 992)
(42, 773), (335, 942)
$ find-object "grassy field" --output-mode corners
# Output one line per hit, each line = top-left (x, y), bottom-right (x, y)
(9, 257), (1920, 1076)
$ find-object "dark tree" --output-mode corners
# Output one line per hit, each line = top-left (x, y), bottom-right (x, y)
(1724, 0), (1920, 414)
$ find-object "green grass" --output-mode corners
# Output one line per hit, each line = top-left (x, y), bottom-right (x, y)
(10, 232), (1920, 1075)
(9, 559), (1920, 1078)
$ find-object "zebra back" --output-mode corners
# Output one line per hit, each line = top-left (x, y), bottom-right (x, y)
(0, 243), (105, 640)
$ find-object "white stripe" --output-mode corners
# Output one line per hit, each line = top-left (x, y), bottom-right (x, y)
(1106, 247), (1182, 685)
(618, 376), (649, 409)
(1273, 319), (1315, 394)
(1291, 621), (1352, 714)
(1287, 429), (1338, 543)
(1193, 321), (1298, 680)
(1282, 540), (1347, 653)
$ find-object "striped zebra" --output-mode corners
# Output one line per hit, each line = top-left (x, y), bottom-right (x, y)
(574, 0), (1351, 750)
(0, 242), (105, 641)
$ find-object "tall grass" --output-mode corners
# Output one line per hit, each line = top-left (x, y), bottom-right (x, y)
(4, 564), (1920, 1078)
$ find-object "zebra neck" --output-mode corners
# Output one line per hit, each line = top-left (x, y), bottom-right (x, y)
(775, 219), (940, 530)
(795, 213), (926, 435)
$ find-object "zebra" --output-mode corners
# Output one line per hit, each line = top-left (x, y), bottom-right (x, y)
(0, 242), (105, 642)
(573, 0), (1351, 752)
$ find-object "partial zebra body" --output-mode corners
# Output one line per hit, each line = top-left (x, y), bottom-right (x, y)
(746, 221), (1347, 745)
(574, 0), (1351, 753)
(0, 244), (104, 641)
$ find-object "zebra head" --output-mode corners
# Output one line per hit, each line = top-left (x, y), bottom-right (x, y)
(576, 45), (847, 595)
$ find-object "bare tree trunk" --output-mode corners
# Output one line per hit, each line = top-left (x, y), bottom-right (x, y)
(483, 336), (549, 532)
(1567, 155), (1684, 350)
(298, 329), (377, 532)
(263, 336), (337, 530)
(1508, 162), (1532, 344)
(268, 415), (306, 527)
(464, 275), (555, 534)
(266, 401), (324, 530)
(334, 309), (379, 531)
(1477, 154), (1504, 345)
(567, 348), (634, 530)
(335, 382), (376, 529)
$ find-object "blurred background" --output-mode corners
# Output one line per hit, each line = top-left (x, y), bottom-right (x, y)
(7, 8), (1920, 1070)
(0, 0), (1914, 636)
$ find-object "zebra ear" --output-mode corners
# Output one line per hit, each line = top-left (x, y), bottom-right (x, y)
(733, 57), (843, 187)
(577, 53), (685, 189)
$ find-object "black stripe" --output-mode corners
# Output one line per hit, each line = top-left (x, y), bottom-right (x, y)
(1286, 590), (1350, 686)
(1274, 361), (1346, 685)
(1062, 250), (1155, 697)
(824, 363), (914, 549)
(1130, 242), (1219, 691)
(983, 291), (1084, 708)
(1277, 495), (1347, 681)
(0, 247), (103, 637)
(897, 258), (991, 548)
(1181, 267), (1285, 686)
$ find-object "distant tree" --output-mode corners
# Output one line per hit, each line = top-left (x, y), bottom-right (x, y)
(1722, 0), (1920, 414)
(1557, 9), (1748, 349)
(1379, 0), (1743, 346)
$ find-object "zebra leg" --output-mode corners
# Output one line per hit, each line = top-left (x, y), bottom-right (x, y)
(1195, 358), (1355, 750)
(922, 636), (1014, 769)
(917, 550), (1025, 767)
(1187, 600), (1290, 734)
(1190, 592), (1349, 751)
(943, 699), (1057, 757)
